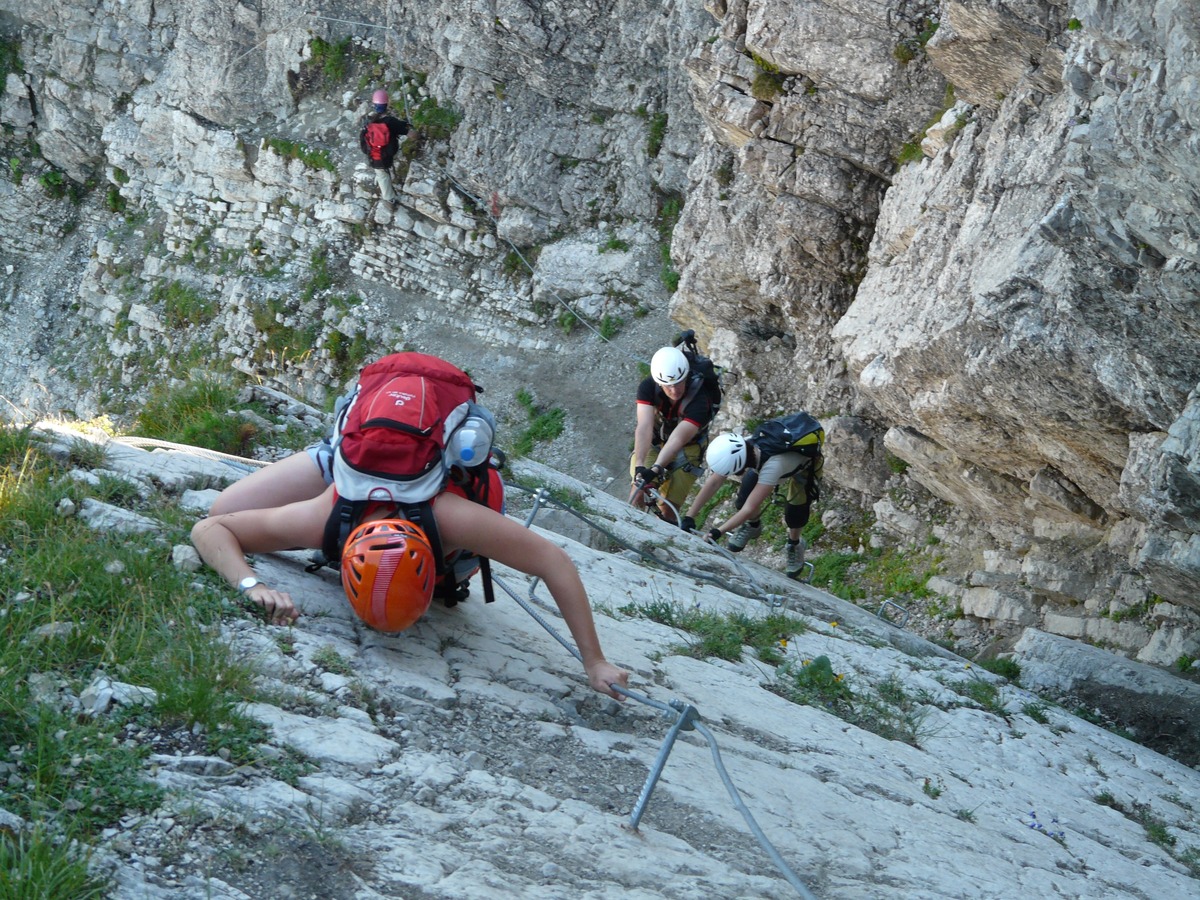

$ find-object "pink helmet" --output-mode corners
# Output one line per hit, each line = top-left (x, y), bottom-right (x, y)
(372, 89), (389, 106)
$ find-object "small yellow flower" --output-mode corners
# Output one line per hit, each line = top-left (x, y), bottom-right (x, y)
(965, 663), (972, 669)
(830, 621), (839, 628)
(834, 673), (845, 682)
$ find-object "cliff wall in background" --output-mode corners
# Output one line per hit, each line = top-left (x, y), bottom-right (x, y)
(0, 0), (1197, 669)
(674, 0), (1200, 668)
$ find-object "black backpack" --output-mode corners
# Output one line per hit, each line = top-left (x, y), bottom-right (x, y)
(752, 412), (825, 461)
(673, 330), (722, 415)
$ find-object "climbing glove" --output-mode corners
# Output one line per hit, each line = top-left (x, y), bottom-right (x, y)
(634, 466), (659, 489)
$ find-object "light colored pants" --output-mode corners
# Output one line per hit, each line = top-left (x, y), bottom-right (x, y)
(374, 167), (395, 203)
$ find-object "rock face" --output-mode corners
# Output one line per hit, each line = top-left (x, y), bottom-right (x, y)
(670, 0), (1200, 667)
(838, 2), (1200, 661)
(32, 429), (1200, 899)
(0, 2), (1198, 669)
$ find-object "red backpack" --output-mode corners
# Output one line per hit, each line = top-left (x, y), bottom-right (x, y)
(319, 353), (501, 605)
(365, 121), (390, 161)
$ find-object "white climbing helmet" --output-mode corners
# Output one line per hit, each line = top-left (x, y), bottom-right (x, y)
(650, 346), (690, 386)
(706, 432), (749, 477)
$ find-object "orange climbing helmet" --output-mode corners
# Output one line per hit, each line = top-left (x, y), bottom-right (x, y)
(340, 519), (435, 632)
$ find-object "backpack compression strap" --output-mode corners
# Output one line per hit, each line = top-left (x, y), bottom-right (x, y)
(451, 468), (497, 604)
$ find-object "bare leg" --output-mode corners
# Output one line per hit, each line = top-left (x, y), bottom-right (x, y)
(210, 452), (328, 516)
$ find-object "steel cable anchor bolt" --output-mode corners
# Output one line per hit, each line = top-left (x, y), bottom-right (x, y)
(628, 700), (701, 831)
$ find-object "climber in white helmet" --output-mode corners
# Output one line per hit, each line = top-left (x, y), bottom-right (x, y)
(627, 344), (718, 524)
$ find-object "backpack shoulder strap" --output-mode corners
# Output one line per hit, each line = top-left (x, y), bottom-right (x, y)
(404, 496), (495, 604)
(315, 492), (498, 605)
(679, 374), (712, 436)
(455, 471), (497, 604)
(396, 500), (445, 575)
(321, 496), (369, 564)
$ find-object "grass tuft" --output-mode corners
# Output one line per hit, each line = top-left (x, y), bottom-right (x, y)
(263, 137), (336, 173)
(151, 279), (217, 328)
(133, 377), (257, 456)
(0, 425), (275, 869)
(309, 36), (352, 83)
(619, 601), (807, 665)
(646, 112), (669, 158)
(511, 389), (566, 456)
(769, 657), (932, 746)
(0, 826), (109, 898)
(411, 97), (464, 141)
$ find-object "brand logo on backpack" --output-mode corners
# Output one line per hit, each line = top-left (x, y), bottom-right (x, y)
(365, 121), (390, 162)
(384, 389), (416, 406)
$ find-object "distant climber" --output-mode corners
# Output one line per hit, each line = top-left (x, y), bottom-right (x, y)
(682, 413), (825, 579)
(628, 344), (719, 524)
(359, 89), (410, 209)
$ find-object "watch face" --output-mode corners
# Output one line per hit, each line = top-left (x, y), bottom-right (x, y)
(239, 577), (260, 592)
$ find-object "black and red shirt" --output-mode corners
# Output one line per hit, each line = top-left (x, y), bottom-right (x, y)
(636, 376), (716, 447)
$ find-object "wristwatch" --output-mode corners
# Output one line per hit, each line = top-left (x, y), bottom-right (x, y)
(238, 576), (264, 594)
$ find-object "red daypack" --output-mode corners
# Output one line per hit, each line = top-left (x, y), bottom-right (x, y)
(331, 352), (479, 504)
(365, 121), (390, 162)
(320, 352), (500, 605)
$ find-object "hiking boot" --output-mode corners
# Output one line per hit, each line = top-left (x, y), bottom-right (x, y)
(785, 538), (807, 578)
(727, 520), (762, 552)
